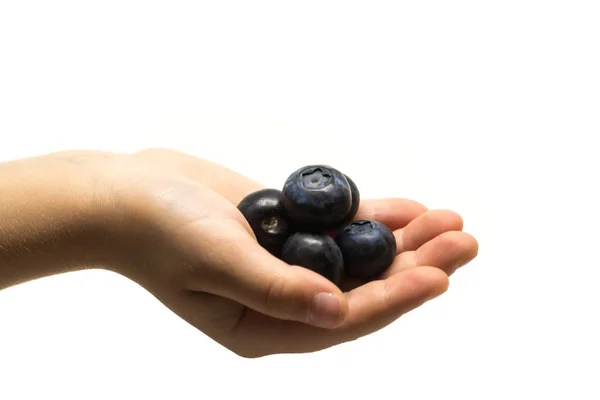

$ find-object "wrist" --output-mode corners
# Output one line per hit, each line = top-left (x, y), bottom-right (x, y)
(0, 151), (127, 289)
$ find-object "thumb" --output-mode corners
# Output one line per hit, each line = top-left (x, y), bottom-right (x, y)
(198, 232), (349, 329)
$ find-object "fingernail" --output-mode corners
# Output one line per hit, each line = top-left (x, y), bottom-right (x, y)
(308, 292), (342, 328)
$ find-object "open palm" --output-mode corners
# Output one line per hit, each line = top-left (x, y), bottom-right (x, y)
(129, 149), (478, 357)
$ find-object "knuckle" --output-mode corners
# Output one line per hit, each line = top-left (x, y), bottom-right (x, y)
(263, 276), (287, 319)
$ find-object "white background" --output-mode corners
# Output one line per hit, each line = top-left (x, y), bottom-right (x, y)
(1, 1), (599, 399)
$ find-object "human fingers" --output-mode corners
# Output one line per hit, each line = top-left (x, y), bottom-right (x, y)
(393, 209), (464, 254)
(181, 220), (350, 329)
(382, 231), (479, 278)
(231, 266), (449, 356)
(353, 198), (429, 231)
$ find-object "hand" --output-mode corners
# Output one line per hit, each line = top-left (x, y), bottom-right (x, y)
(99, 148), (478, 357)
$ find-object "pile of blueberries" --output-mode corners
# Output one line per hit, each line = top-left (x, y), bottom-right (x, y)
(237, 165), (396, 287)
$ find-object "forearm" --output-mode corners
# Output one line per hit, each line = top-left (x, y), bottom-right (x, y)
(0, 152), (118, 290)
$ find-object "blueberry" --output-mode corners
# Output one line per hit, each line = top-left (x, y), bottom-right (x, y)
(237, 188), (294, 258)
(336, 220), (396, 280)
(282, 165), (352, 232)
(340, 174), (360, 226)
(281, 232), (344, 286)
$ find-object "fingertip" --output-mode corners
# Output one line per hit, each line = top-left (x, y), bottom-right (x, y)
(468, 232), (480, 257)
(457, 231), (480, 264)
(419, 266), (450, 299)
(441, 231), (479, 275)
(446, 210), (465, 230)
(405, 198), (430, 214)
(286, 264), (350, 328)
(388, 266), (450, 302)
(308, 291), (349, 329)
(399, 209), (467, 252)
(430, 209), (465, 231)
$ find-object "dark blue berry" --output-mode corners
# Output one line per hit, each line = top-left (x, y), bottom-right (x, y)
(340, 174), (360, 226)
(336, 220), (396, 280)
(281, 232), (344, 286)
(237, 188), (293, 258)
(281, 165), (352, 232)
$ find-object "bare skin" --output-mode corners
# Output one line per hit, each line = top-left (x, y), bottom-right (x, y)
(0, 148), (479, 357)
